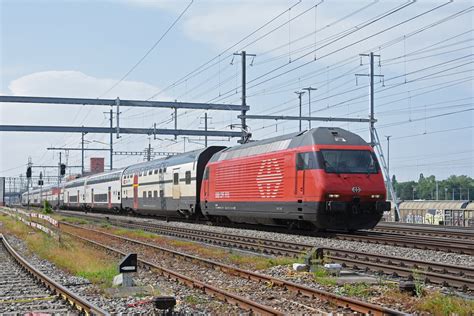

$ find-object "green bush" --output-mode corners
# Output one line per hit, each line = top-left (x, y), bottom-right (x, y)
(43, 200), (52, 214)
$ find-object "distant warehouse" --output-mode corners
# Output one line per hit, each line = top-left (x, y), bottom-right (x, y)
(398, 200), (473, 227)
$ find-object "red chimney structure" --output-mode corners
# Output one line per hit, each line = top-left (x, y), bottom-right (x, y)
(90, 158), (105, 173)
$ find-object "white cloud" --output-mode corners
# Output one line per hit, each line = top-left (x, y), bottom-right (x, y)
(8, 70), (163, 100)
(1, 71), (175, 175)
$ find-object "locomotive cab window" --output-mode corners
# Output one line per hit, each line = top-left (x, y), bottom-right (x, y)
(185, 171), (191, 184)
(296, 152), (319, 170)
(320, 149), (378, 174)
(173, 173), (179, 185)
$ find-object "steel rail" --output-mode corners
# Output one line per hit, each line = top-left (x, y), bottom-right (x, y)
(0, 234), (109, 316)
(332, 232), (474, 255)
(88, 218), (474, 290)
(60, 222), (406, 316)
(55, 209), (473, 254)
(60, 228), (284, 316)
(373, 222), (474, 240)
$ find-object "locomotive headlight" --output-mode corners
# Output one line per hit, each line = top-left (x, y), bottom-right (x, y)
(371, 194), (381, 199)
(328, 193), (340, 198)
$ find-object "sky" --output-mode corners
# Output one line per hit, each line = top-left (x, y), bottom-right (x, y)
(0, 0), (473, 186)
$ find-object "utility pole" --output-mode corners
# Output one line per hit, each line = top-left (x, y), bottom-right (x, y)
(234, 51), (256, 144)
(146, 138), (152, 162)
(57, 152), (61, 207)
(356, 52), (383, 146)
(116, 97), (120, 139)
(109, 109), (113, 170)
(81, 131), (86, 175)
(204, 112), (208, 147)
(294, 91), (305, 132)
(385, 135), (391, 199)
(385, 135), (391, 177)
(174, 107), (178, 140)
(302, 87), (317, 129)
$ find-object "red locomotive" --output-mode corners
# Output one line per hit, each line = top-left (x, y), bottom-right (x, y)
(200, 127), (390, 231)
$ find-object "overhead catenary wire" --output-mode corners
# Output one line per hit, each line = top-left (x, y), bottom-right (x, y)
(99, 0), (194, 98)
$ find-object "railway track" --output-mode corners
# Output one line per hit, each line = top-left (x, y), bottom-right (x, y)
(0, 234), (108, 316)
(60, 222), (406, 316)
(332, 231), (474, 255)
(94, 218), (474, 291)
(54, 209), (474, 255)
(374, 222), (474, 240)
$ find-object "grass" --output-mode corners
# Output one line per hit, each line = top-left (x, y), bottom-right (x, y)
(339, 283), (371, 299)
(58, 216), (89, 225)
(98, 224), (298, 271)
(416, 292), (474, 316)
(412, 269), (426, 298)
(184, 294), (206, 305)
(313, 266), (337, 286)
(0, 214), (116, 287)
(112, 228), (156, 239)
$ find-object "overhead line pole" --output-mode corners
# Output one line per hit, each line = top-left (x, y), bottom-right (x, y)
(109, 109), (113, 170)
(294, 91), (306, 132)
(302, 87), (317, 129)
(0, 95), (248, 111)
(0, 125), (242, 137)
(238, 115), (373, 123)
(234, 51), (256, 144)
(356, 52), (383, 146)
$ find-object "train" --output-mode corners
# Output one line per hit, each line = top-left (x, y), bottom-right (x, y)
(22, 127), (390, 231)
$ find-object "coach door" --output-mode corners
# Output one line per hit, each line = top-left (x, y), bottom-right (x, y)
(91, 188), (94, 208)
(172, 169), (180, 199)
(133, 175), (139, 210)
(108, 186), (112, 209)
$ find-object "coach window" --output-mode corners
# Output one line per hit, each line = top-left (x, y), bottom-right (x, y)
(148, 191), (152, 198)
(143, 192), (146, 198)
(203, 167), (209, 180)
(296, 152), (319, 170)
(154, 169), (158, 174)
(173, 173), (179, 185)
(185, 171), (191, 184)
(153, 190), (158, 198)
(149, 170), (152, 176)
(159, 168), (162, 173)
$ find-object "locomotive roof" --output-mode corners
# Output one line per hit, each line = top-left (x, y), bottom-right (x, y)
(210, 127), (368, 162)
(122, 146), (225, 174)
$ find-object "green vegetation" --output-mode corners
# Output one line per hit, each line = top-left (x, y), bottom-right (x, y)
(313, 266), (337, 286)
(412, 269), (426, 298)
(112, 228), (156, 239)
(184, 294), (206, 305)
(339, 283), (371, 298)
(42, 200), (52, 214)
(417, 292), (474, 316)
(59, 216), (89, 225)
(0, 215), (116, 287)
(391, 174), (474, 200)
